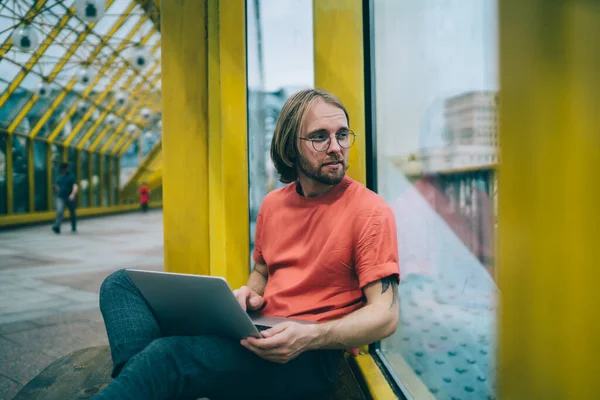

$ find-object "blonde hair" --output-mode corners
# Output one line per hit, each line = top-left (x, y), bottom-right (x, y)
(270, 89), (349, 183)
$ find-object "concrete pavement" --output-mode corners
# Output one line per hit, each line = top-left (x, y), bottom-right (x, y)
(0, 210), (164, 400)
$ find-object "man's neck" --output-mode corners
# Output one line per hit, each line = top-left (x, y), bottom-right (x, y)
(296, 176), (336, 198)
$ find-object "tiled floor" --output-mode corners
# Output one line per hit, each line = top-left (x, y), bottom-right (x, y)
(0, 210), (164, 400)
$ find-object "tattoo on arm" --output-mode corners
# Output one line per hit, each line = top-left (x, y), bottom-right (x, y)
(381, 276), (398, 309)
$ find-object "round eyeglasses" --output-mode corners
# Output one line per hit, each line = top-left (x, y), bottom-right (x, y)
(299, 130), (356, 152)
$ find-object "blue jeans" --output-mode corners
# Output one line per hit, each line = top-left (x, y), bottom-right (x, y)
(96, 270), (342, 400)
(54, 197), (76, 231)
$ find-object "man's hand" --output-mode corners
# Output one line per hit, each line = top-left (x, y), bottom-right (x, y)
(240, 322), (317, 364)
(68, 194), (75, 201)
(233, 285), (265, 311)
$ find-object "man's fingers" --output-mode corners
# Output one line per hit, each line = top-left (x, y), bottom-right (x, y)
(259, 323), (287, 338)
(245, 333), (286, 350)
(240, 340), (288, 364)
(233, 287), (250, 311)
(247, 293), (265, 311)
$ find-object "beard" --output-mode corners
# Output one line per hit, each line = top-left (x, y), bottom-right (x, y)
(297, 154), (347, 186)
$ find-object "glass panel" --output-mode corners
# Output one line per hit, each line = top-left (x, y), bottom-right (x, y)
(0, 134), (6, 215)
(33, 139), (48, 211)
(48, 144), (61, 210)
(372, 1), (499, 399)
(80, 150), (90, 207)
(12, 136), (29, 213)
(246, 0), (314, 260)
(112, 157), (119, 204)
(92, 152), (100, 206)
(103, 154), (110, 206)
(0, 89), (33, 132)
(92, 0), (132, 37)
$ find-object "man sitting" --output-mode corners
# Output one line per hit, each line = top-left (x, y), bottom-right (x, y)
(96, 89), (400, 400)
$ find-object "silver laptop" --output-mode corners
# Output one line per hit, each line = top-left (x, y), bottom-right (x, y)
(125, 269), (313, 340)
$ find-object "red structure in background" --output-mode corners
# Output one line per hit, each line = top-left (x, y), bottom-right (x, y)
(412, 172), (496, 279)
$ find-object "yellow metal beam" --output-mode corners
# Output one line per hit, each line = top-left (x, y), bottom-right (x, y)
(84, 125), (111, 152)
(59, 23), (154, 146)
(207, 0), (225, 282)
(215, 0), (249, 287)
(69, 41), (161, 148)
(108, 92), (162, 155)
(90, 90), (160, 153)
(134, 0), (161, 32)
(9, 0), (117, 136)
(0, 202), (162, 228)
(47, 8), (144, 143)
(75, 58), (160, 150)
(313, 0), (366, 185)
(28, 0), (126, 140)
(161, 0), (210, 275)
(122, 139), (162, 194)
(352, 354), (399, 400)
(0, 1), (68, 110)
(0, 0), (49, 60)
(498, 1), (600, 399)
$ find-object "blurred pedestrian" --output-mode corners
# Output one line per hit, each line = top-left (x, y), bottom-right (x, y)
(52, 162), (78, 234)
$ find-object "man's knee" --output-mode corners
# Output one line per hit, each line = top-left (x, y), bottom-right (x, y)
(99, 269), (132, 306)
(146, 336), (238, 377)
(142, 337), (191, 378)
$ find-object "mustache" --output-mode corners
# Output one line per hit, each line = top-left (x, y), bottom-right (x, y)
(321, 158), (344, 166)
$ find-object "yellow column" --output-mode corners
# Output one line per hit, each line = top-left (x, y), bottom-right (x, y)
(215, 0), (249, 288)
(161, 0), (249, 285)
(313, 0), (366, 185)
(498, 1), (600, 399)
(161, 0), (210, 275)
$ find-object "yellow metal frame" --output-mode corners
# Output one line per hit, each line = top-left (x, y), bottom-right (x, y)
(59, 23), (155, 146)
(161, 0), (211, 276)
(352, 353), (401, 400)
(214, 0), (249, 288)
(47, 6), (144, 143)
(498, 1), (600, 399)
(109, 92), (162, 155)
(0, 0), (67, 110)
(0, 1), (49, 60)
(70, 43), (161, 148)
(0, 202), (162, 229)
(8, 0), (118, 136)
(90, 77), (161, 154)
(160, 0), (248, 287)
(122, 139), (162, 195)
(28, 0), (128, 140)
(313, 0), (367, 185)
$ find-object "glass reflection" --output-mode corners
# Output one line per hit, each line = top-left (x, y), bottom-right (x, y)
(372, 1), (499, 399)
(246, 0), (314, 260)
(12, 136), (29, 213)
(33, 140), (48, 211)
(0, 134), (7, 215)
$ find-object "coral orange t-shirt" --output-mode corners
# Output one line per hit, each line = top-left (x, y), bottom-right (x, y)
(252, 175), (400, 323)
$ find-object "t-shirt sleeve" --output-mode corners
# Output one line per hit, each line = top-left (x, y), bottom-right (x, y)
(354, 205), (400, 289)
(252, 208), (266, 265)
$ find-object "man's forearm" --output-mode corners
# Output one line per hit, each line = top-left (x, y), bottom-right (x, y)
(246, 268), (267, 296)
(308, 303), (398, 350)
